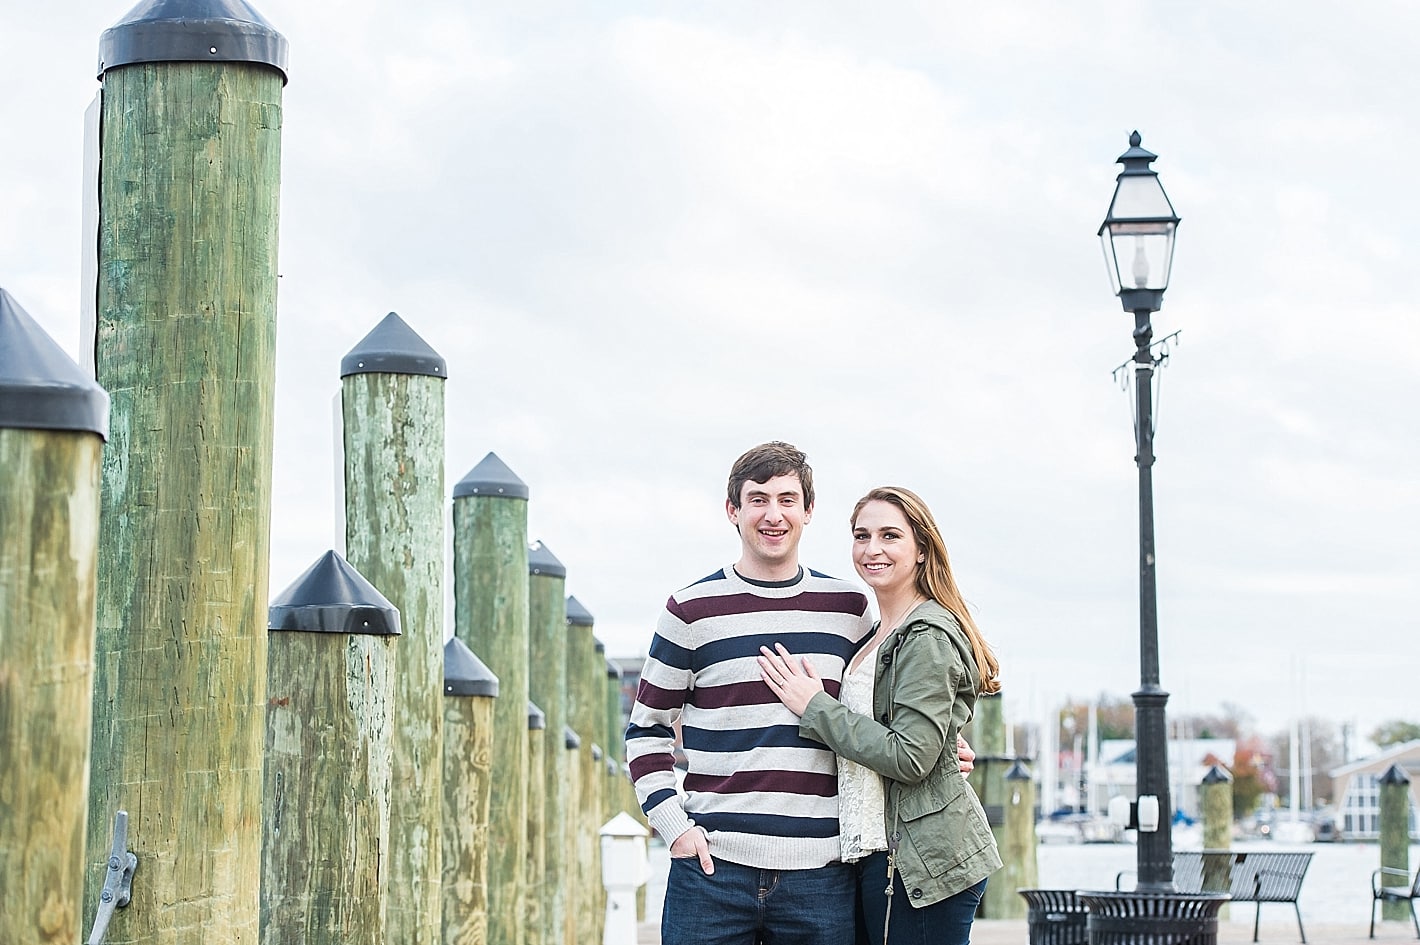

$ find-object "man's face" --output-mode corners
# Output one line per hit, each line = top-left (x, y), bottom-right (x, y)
(726, 473), (812, 580)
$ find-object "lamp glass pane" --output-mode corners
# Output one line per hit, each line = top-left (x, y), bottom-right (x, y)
(1107, 227), (1176, 291)
(1108, 174), (1175, 221)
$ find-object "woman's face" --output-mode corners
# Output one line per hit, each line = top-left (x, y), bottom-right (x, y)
(851, 500), (923, 598)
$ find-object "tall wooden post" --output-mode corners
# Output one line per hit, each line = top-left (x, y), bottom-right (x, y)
(1200, 766), (1232, 909)
(525, 701), (547, 945)
(606, 658), (625, 818)
(441, 638), (499, 945)
(566, 596), (603, 944)
(967, 692), (1017, 918)
(562, 725), (583, 945)
(261, 551), (400, 944)
(1000, 760), (1038, 903)
(0, 290), (109, 944)
(1380, 764), (1412, 922)
(528, 541), (569, 945)
(341, 312), (447, 945)
(87, 3), (287, 940)
(453, 453), (529, 945)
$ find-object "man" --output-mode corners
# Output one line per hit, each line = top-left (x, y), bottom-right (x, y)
(624, 442), (873, 945)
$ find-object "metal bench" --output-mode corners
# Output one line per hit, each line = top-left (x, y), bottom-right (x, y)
(1118, 850), (1313, 943)
(1370, 865), (1420, 939)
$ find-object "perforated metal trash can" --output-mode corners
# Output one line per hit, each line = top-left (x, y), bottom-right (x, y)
(1019, 889), (1090, 945)
(1078, 891), (1229, 945)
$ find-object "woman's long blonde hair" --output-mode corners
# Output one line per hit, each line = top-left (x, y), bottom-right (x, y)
(852, 486), (1001, 695)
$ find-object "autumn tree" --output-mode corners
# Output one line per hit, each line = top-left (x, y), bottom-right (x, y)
(1371, 720), (1420, 747)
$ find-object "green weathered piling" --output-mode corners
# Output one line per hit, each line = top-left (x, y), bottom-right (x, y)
(998, 759), (1038, 912)
(341, 313), (447, 945)
(261, 552), (400, 945)
(566, 597), (603, 944)
(442, 637), (499, 945)
(1380, 764), (1412, 922)
(453, 453), (530, 945)
(1200, 766), (1232, 911)
(562, 725), (584, 945)
(967, 692), (1014, 918)
(526, 701), (547, 945)
(606, 659), (625, 819)
(87, 4), (287, 941)
(0, 290), (108, 945)
(528, 541), (570, 945)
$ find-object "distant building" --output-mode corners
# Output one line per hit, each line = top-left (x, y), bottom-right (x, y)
(1090, 738), (1237, 818)
(1328, 740), (1420, 840)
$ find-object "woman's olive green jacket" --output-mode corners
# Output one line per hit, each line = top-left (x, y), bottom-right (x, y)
(799, 599), (1001, 907)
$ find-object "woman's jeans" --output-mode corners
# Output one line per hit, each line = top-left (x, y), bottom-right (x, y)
(854, 850), (986, 945)
(661, 855), (856, 945)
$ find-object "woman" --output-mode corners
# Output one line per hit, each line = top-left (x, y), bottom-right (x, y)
(758, 486), (1001, 945)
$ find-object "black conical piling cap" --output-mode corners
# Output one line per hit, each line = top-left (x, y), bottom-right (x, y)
(99, 0), (290, 82)
(1005, 759), (1032, 781)
(528, 540), (566, 578)
(453, 452), (529, 499)
(0, 288), (109, 438)
(594, 637), (605, 654)
(1202, 765), (1232, 785)
(1380, 763), (1412, 786)
(340, 311), (447, 379)
(565, 595), (594, 627)
(606, 659), (621, 680)
(564, 726), (581, 750)
(444, 637), (499, 697)
(528, 701), (546, 730)
(269, 550), (401, 635)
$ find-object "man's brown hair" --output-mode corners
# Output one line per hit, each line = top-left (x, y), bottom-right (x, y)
(726, 441), (815, 509)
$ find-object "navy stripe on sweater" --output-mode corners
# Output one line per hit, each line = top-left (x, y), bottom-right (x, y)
(693, 810), (839, 839)
(681, 723), (826, 754)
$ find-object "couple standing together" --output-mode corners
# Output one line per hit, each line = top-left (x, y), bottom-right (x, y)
(626, 442), (1002, 945)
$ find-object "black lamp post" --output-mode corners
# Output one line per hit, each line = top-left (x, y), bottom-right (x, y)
(1100, 130), (1181, 893)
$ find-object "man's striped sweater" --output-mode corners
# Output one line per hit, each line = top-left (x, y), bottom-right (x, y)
(626, 564), (872, 870)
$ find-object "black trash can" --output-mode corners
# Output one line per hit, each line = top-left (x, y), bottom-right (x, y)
(1019, 889), (1090, 945)
(1078, 890), (1230, 945)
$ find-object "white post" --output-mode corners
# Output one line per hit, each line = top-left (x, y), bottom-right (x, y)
(599, 812), (649, 945)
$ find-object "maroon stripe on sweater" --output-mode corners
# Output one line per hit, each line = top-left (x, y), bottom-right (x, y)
(691, 678), (841, 709)
(670, 590), (866, 624)
(683, 768), (838, 798)
(635, 679), (686, 711)
(628, 753), (676, 781)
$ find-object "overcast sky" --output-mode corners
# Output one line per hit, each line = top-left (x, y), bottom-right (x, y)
(4, 1), (1417, 753)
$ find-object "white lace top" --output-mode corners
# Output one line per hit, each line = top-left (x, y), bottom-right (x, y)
(837, 634), (887, 863)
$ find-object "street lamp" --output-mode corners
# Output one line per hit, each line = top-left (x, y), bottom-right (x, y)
(1100, 130), (1180, 893)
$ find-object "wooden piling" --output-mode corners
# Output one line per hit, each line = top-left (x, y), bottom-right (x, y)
(967, 692), (1020, 918)
(1000, 759), (1038, 902)
(526, 701), (547, 945)
(0, 290), (109, 945)
(1379, 764), (1412, 922)
(453, 453), (530, 945)
(442, 637), (499, 945)
(528, 541), (570, 945)
(1200, 766), (1232, 910)
(561, 725), (583, 945)
(566, 597), (603, 944)
(341, 312), (447, 945)
(87, 4), (287, 940)
(606, 658), (625, 820)
(261, 551), (401, 945)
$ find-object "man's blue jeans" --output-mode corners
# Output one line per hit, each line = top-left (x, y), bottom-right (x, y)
(661, 856), (856, 945)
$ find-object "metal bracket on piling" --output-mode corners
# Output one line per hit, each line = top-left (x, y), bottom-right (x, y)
(87, 810), (138, 945)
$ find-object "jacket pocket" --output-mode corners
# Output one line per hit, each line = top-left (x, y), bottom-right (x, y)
(898, 774), (990, 878)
